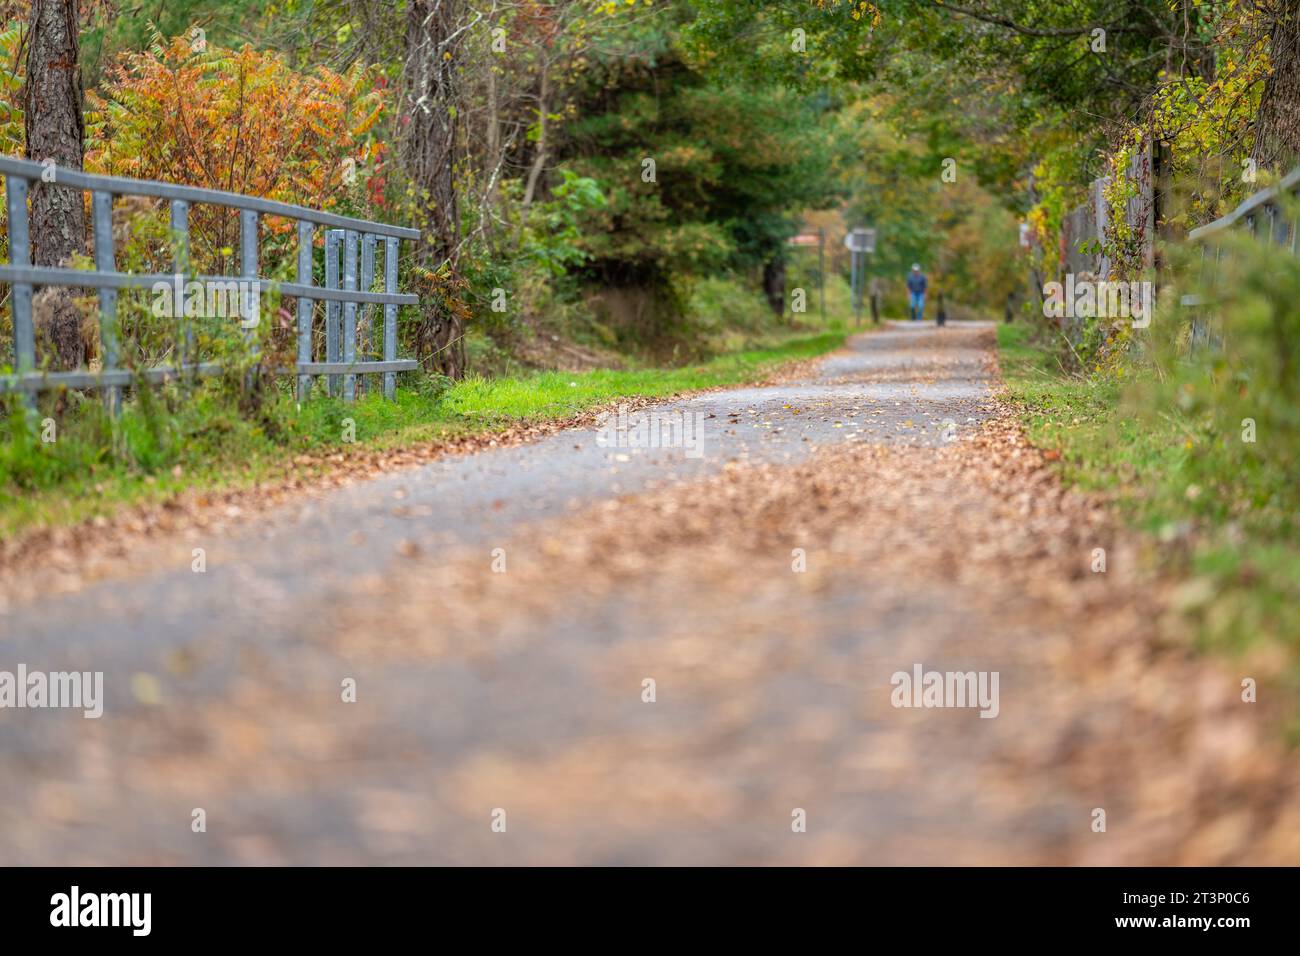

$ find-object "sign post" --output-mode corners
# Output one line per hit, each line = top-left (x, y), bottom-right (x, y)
(844, 228), (876, 325)
(818, 227), (825, 321)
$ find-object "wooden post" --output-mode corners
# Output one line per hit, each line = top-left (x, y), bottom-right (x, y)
(360, 232), (377, 396)
(170, 199), (191, 368)
(297, 220), (314, 401)
(6, 175), (34, 409)
(342, 229), (358, 401)
(384, 237), (399, 399)
(325, 229), (342, 396)
(92, 191), (121, 414)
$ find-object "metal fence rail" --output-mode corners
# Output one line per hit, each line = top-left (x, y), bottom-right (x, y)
(0, 155), (422, 406)
(1182, 167), (1300, 349)
(1187, 167), (1300, 244)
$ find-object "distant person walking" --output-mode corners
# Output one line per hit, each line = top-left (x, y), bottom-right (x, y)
(906, 264), (928, 321)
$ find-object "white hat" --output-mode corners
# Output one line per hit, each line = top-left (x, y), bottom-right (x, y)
(911, 263), (921, 270)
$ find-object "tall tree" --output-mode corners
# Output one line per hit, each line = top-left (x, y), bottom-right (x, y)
(401, 0), (470, 378)
(1254, 0), (1300, 171)
(24, 0), (86, 369)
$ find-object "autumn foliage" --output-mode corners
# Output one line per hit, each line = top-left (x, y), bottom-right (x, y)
(84, 32), (387, 268)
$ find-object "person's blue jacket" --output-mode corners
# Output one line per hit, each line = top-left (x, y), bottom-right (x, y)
(906, 271), (928, 294)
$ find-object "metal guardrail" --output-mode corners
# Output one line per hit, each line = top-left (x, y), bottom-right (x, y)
(0, 155), (422, 408)
(1187, 167), (1300, 243)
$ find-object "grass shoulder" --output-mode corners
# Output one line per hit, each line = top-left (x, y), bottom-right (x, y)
(0, 329), (846, 541)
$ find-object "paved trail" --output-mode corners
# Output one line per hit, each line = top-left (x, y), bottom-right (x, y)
(2, 322), (1294, 865)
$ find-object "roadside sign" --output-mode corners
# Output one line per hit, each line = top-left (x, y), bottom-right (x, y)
(844, 227), (876, 254)
(787, 234), (821, 247)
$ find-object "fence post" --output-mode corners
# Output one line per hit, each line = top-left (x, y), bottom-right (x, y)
(360, 232), (376, 396)
(296, 220), (314, 401)
(92, 191), (121, 415)
(170, 199), (192, 370)
(6, 175), (34, 408)
(1191, 243), (1209, 353)
(342, 228), (358, 402)
(239, 208), (259, 348)
(1271, 204), (1289, 245)
(384, 237), (399, 400)
(325, 228), (342, 396)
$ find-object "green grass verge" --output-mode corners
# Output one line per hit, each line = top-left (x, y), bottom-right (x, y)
(996, 323), (1188, 509)
(0, 329), (845, 539)
(997, 322), (1300, 730)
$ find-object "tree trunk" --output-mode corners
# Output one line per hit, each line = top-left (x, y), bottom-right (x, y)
(24, 0), (86, 370)
(401, 0), (465, 378)
(486, 60), (499, 177)
(1254, 1), (1300, 172)
(762, 257), (786, 319)
(519, 56), (550, 230)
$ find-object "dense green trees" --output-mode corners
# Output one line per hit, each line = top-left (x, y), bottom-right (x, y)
(560, 12), (841, 302)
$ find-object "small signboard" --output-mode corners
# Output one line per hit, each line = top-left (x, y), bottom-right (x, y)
(844, 228), (876, 254)
(787, 233), (821, 247)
